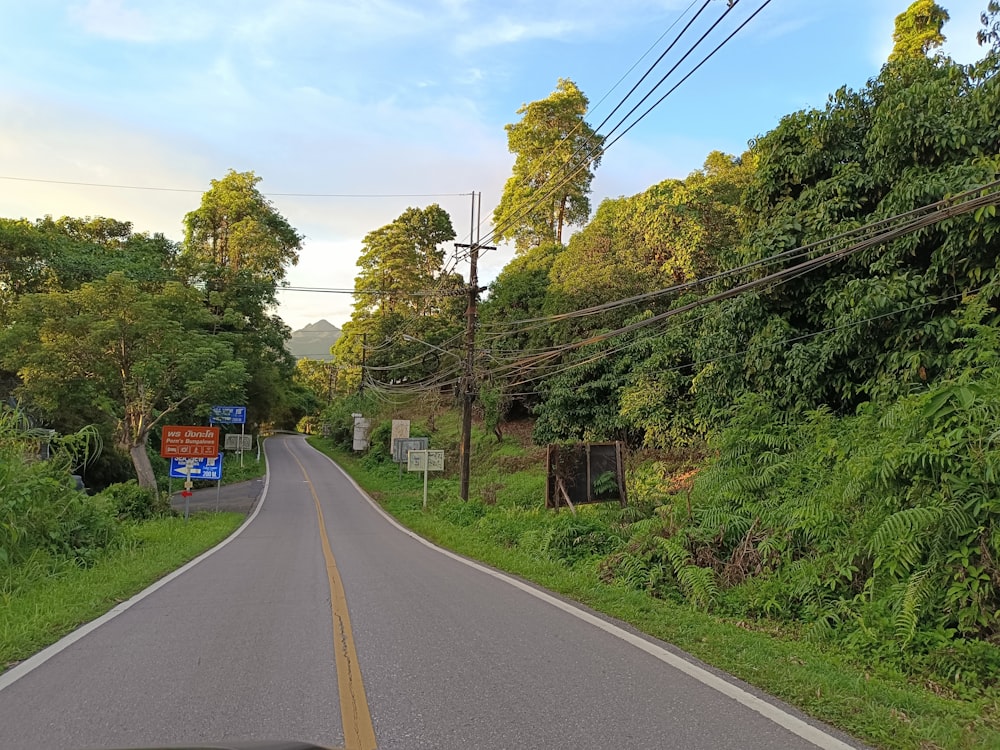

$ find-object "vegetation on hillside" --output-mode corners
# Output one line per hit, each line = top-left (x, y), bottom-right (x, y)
(315, 2), (1000, 721)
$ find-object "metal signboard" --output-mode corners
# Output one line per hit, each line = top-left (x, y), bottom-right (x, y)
(353, 416), (371, 451)
(391, 419), (411, 444)
(392, 437), (428, 463)
(224, 433), (253, 451)
(210, 406), (247, 425)
(545, 442), (627, 510)
(169, 454), (224, 480)
(160, 426), (220, 458)
(407, 449), (445, 472)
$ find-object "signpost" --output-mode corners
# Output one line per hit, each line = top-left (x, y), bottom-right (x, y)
(169, 454), (224, 517)
(407, 449), (445, 509)
(392, 437), (428, 463)
(209, 406), (246, 424)
(160, 426), (220, 458)
(161, 427), (220, 521)
(212, 405), (248, 467)
(391, 419), (410, 443)
(168, 454), (223, 480)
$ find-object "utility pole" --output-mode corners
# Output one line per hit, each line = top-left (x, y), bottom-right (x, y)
(455, 191), (494, 501)
(359, 332), (367, 395)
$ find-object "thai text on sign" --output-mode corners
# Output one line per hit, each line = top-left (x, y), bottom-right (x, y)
(160, 426), (220, 458)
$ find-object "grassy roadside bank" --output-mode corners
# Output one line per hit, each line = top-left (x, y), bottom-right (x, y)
(1, 513), (244, 674)
(309, 436), (1000, 750)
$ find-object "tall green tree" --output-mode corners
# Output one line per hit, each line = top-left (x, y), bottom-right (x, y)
(336, 205), (463, 383)
(1, 273), (248, 488)
(493, 79), (603, 251)
(889, 0), (949, 62)
(351, 204), (457, 319)
(183, 170), (301, 282)
(182, 170), (303, 428)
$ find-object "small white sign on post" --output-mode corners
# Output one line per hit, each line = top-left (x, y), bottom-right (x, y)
(407, 449), (445, 509)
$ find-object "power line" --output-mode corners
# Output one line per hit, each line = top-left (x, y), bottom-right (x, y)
(504, 286), (985, 391)
(0, 175), (468, 199)
(478, 176), (1000, 336)
(484, 179), (1000, 379)
(480, 0), (768, 251)
(279, 286), (466, 297)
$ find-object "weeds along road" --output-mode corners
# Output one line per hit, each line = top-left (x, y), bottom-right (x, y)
(0, 434), (867, 750)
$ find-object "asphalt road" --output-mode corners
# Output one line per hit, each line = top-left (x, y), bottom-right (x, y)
(168, 476), (265, 515)
(0, 434), (867, 750)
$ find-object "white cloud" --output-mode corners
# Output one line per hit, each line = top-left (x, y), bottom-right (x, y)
(69, 0), (214, 43)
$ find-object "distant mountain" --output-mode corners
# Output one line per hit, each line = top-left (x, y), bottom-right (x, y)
(287, 319), (342, 361)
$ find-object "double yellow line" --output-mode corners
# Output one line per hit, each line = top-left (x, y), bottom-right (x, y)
(288, 446), (377, 750)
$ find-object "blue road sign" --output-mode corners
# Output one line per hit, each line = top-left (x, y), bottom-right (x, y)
(169, 454), (224, 480)
(210, 405), (246, 424)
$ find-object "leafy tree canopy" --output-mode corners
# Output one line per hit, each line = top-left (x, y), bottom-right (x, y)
(889, 0), (949, 62)
(1, 273), (248, 488)
(492, 79), (603, 251)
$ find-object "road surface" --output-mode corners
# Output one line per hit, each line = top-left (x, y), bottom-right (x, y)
(0, 434), (866, 750)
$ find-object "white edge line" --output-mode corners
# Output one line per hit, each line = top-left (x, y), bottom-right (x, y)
(309, 439), (860, 750)
(0, 445), (272, 694)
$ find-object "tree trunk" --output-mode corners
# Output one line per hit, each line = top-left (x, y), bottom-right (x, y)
(556, 195), (567, 244)
(129, 440), (158, 490)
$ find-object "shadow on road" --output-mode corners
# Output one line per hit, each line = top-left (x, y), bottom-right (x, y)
(168, 477), (265, 515)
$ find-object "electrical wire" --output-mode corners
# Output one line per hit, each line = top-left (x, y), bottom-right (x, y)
(480, 0), (769, 251)
(478, 177), (1000, 336)
(485, 180), (1000, 378)
(0, 175), (468, 199)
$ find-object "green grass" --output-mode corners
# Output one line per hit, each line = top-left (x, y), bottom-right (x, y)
(0, 512), (244, 674)
(308, 436), (1000, 750)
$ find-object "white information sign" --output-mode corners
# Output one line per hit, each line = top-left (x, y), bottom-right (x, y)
(225, 433), (253, 451)
(407, 449), (445, 472)
(406, 449), (445, 509)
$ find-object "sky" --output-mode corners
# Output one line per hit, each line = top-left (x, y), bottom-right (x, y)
(0, 0), (989, 331)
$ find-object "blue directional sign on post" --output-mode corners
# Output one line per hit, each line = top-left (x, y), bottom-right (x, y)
(169, 454), (224, 480)
(210, 405), (246, 425)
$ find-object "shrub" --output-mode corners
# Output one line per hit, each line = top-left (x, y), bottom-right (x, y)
(99, 480), (174, 521)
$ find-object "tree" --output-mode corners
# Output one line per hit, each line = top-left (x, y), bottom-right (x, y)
(351, 204), (457, 319)
(1, 273), (248, 488)
(493, 79), (603, 251)
(182, 170), (303, 428)
(889, 0), (950, 62)
(336, 205), (463, 383)
(979, 1), (1000, 53)
(183, 170), (301, 282)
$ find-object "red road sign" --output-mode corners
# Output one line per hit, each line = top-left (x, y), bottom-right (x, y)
(180, 490), (193, 498)
(160, 426), (220, 458)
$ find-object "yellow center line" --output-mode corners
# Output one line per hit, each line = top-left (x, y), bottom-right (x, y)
(287, 444), (377, 750)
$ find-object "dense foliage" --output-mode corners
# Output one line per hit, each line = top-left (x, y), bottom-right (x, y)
(425, 3), (1000, 694)
(334, 204), (466, 389)
(0, 170), (305, 488)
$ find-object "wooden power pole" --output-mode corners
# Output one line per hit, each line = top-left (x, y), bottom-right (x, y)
(455, 192), (494, 501)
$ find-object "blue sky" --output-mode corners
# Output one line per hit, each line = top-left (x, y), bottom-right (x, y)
(0, 0), (989, 330)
